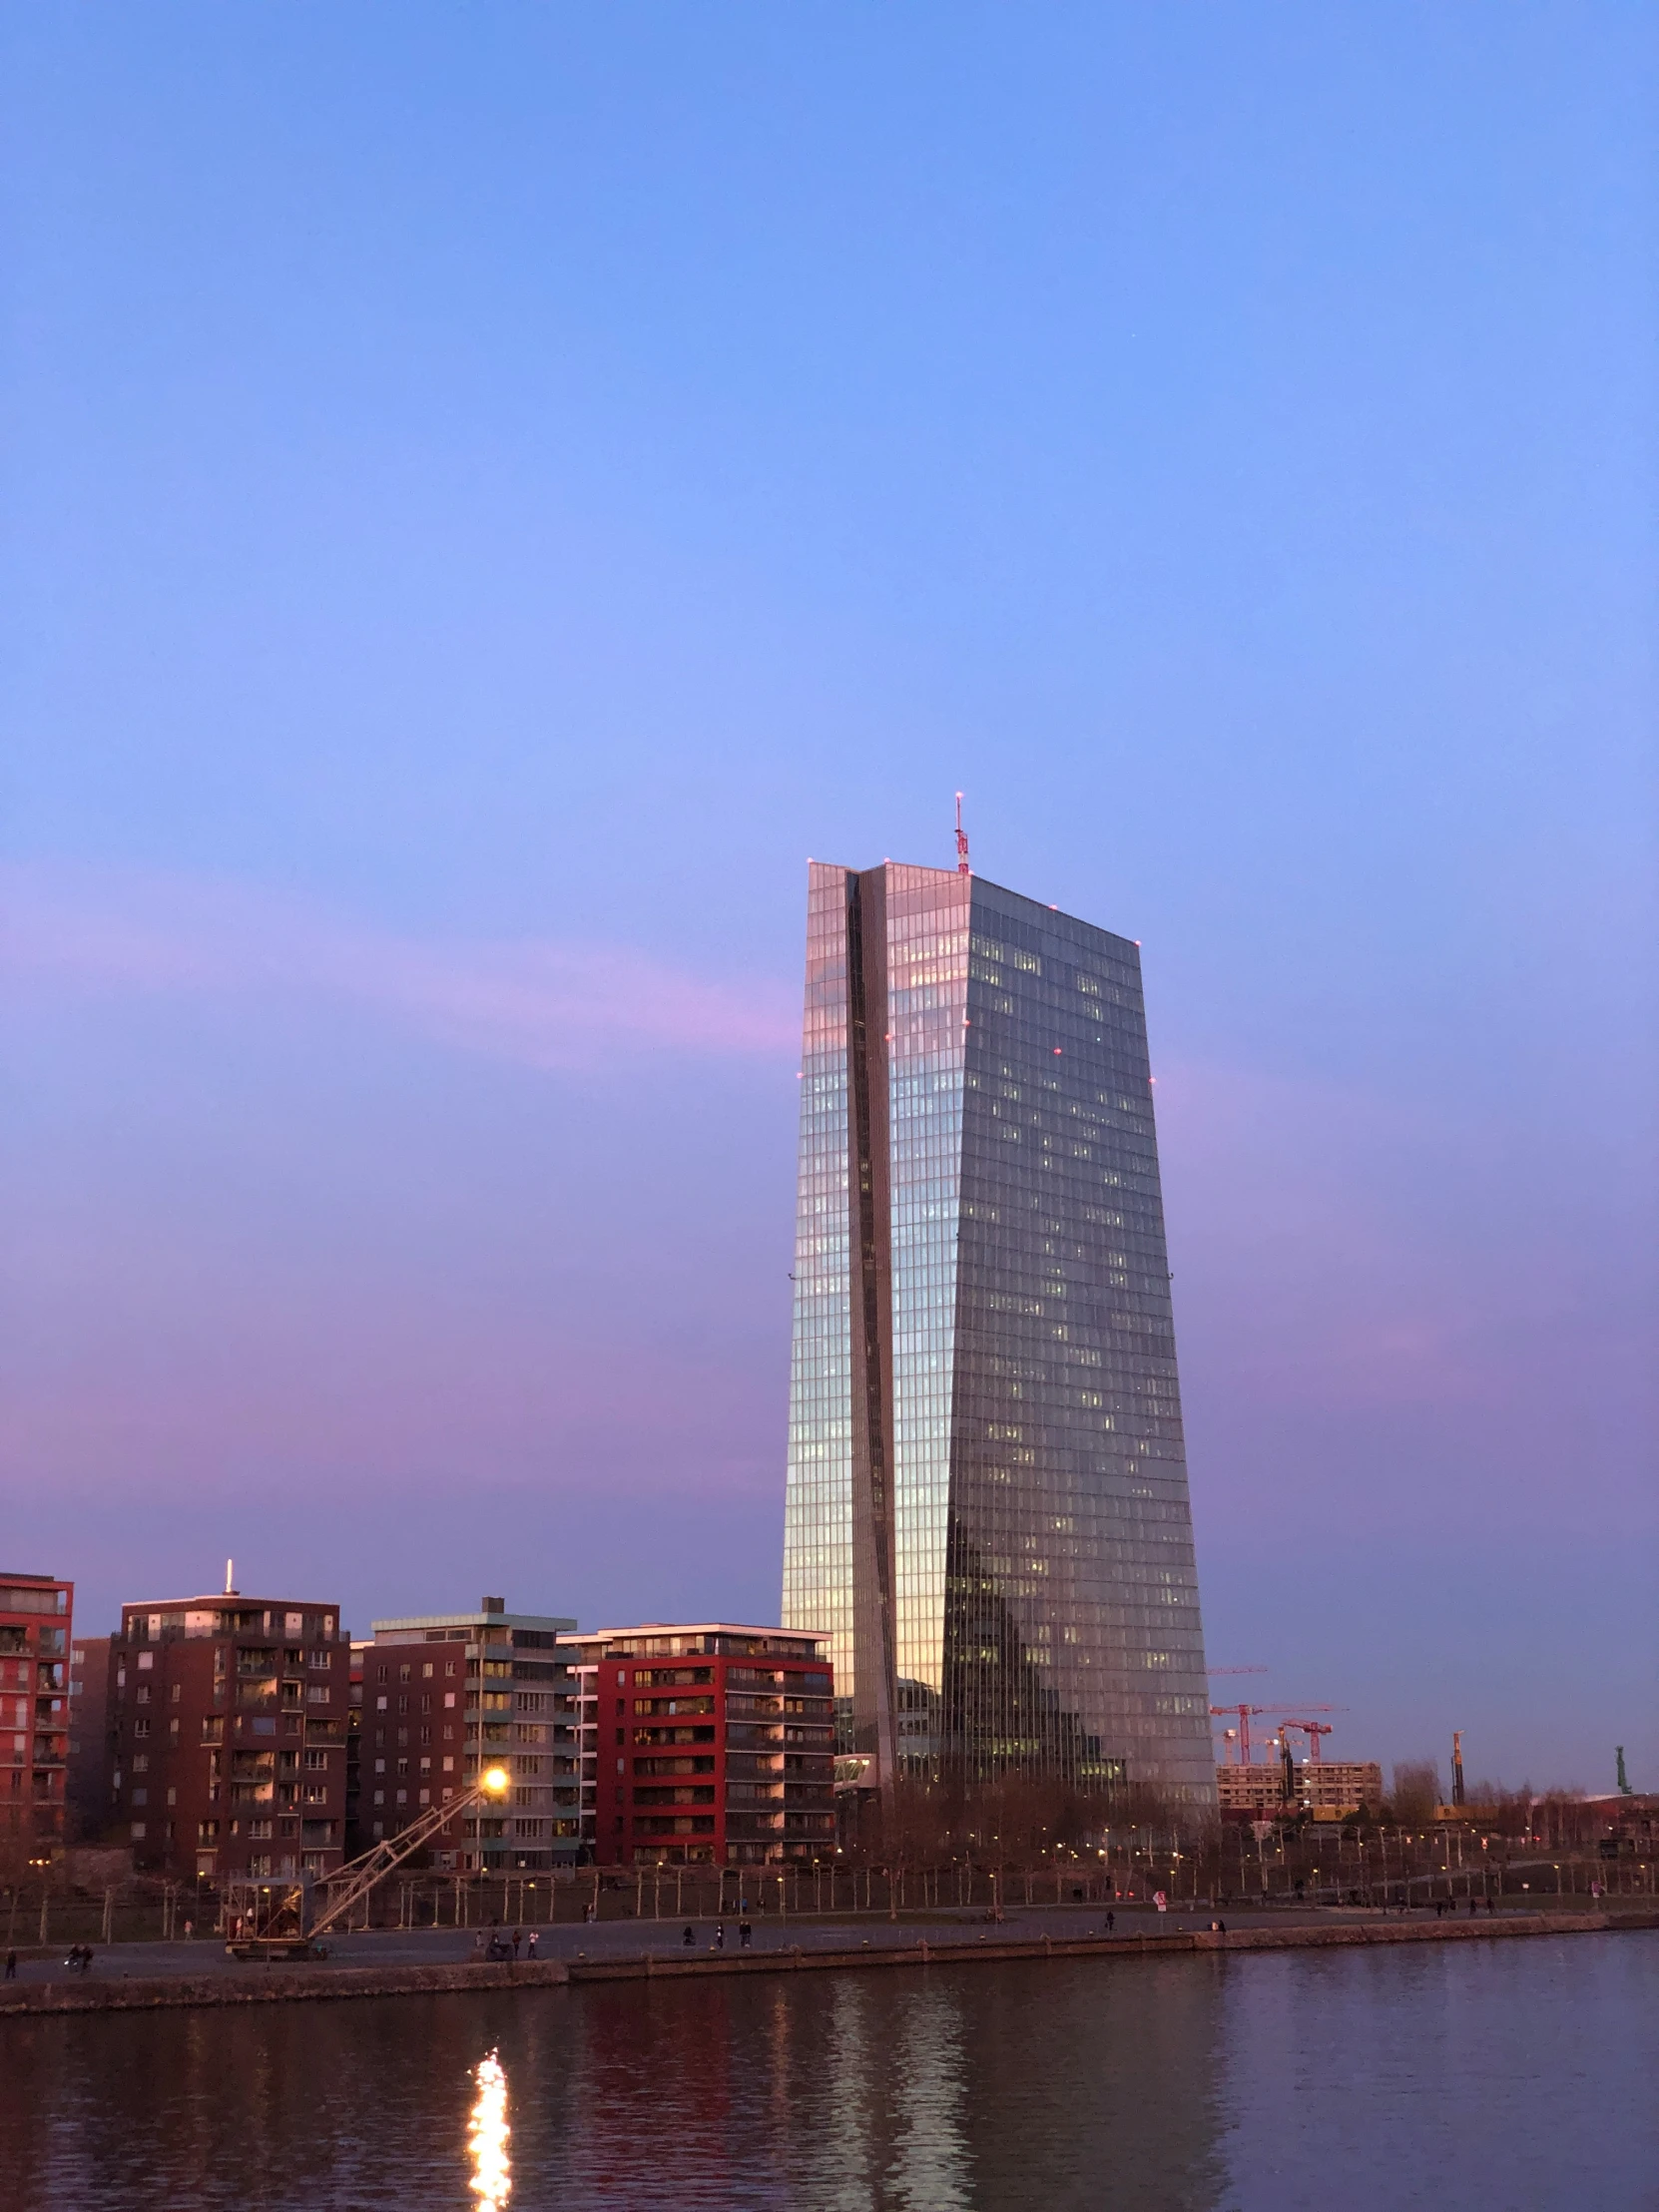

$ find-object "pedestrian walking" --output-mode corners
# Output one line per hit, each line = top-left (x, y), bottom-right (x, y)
(714, 1922), (725, 1950)
(739, 1920), (752, 1949)
(527, 1931), (539, 1959)
(1106, 1911), (1115, 1934)
(512, 1928), (522, 1959)
(3, 1949), (15, 1979)
(683, 1925), (695, 1947)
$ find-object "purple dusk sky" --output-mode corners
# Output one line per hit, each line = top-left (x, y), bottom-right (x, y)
(2, 7), (1653, 1790)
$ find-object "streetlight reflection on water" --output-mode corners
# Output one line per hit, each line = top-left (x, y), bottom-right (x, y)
(468, 2050), (511, 2209)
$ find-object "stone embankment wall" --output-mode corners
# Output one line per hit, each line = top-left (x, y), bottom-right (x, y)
(0, 1959), (570, 2015)
(2, 1911), (1653, 2017)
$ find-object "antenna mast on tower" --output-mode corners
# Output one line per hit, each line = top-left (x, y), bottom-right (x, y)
(955, 793), (970, 875)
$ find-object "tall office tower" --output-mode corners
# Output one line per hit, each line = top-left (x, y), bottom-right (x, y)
(782, 859), (1215, 1807)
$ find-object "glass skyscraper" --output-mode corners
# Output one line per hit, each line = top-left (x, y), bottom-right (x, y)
(782, 859), (1215, 1807)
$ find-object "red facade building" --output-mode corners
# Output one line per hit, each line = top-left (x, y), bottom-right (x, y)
(567, 1623), (835, 1867)
(107, 1586), (348, 1882)
(1, 1572), (73, 1865)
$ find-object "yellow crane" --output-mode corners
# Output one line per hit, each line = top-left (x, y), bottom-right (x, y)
(226, 1765), (512, 1959)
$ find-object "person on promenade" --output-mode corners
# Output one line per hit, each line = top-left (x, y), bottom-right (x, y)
(714, 1922), (726, 1950)
(511, 1929), (522, 1958)
(527, 1931), (539, 1959)
(739, 1920), (752, 1949)
(683, 1925), (695, 1947)
(4, 1950), (15, 1979)
(1106, 1911), (1115, 1935)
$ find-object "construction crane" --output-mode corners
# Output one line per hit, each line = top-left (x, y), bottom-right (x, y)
(1211, 1705), (1271, 1764)
(226, 1763), (513, 1959)
(1279, 1719), (1334, 1763)
(1203, 1671), (1268, 1765)
(1212, 1702), (1346, 1766)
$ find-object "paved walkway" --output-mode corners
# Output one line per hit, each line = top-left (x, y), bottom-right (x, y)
(1, 1899), (1531, 1987)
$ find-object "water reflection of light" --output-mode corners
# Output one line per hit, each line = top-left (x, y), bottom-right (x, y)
(468, 2050), (511, 2209)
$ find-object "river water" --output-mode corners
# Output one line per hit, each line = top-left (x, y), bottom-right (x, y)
(3, 1934), (1654, 2209)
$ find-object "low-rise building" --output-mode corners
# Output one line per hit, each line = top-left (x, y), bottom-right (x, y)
(107, 1587), (348, 1881)
(1, 1572), (73, 1864)
(362, 1598), (579, 1873)
(565, 1622), (835, 1867)
(1216, 1759), (1383, 1819)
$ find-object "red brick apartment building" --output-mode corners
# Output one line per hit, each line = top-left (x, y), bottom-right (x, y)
(107, 1588), (347, 1881)
(361, 1600), (580, 1873)
(1, 1573), (73, 1864)
(566, 1623), (835, 1867)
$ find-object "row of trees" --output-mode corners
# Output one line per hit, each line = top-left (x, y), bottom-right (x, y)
(836, 1768), (1650, 1874)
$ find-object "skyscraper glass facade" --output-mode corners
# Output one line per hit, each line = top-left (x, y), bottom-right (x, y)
(782, 861), (1214, 1806)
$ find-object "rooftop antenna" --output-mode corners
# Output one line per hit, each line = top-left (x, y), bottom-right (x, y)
(225, 1558), (237, 1596)
(955, 792), (970, 875)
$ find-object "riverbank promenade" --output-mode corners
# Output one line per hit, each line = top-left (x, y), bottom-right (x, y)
(3, 1897), (1653, 2015)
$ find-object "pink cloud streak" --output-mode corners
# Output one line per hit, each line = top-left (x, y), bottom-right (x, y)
(0, 861), (799, 1069)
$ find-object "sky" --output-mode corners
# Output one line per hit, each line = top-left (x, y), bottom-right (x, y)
(2, 4), (1654, 1792)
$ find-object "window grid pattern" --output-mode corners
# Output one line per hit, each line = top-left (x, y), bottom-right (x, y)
(947, 879), (1214, 1802)
(781, 863), (855, 1728)
(883, 867), (972, 1728)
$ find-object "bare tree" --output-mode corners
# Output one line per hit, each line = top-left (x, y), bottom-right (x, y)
(1390, 1762), (1441, 1827)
